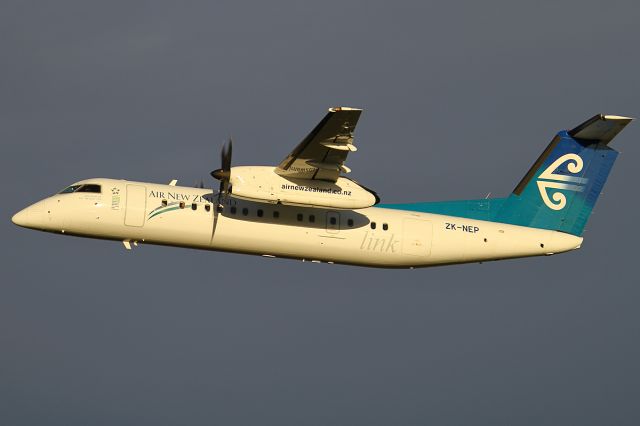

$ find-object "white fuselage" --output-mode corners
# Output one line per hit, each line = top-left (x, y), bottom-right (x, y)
(12, 178), (583, 268)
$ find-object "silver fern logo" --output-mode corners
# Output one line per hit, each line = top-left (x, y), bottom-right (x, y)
(537, 153), (588, 210)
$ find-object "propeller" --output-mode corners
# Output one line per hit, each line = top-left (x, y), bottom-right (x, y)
(210, 138), (233, 207)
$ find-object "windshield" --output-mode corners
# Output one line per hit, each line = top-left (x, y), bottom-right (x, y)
(58, 184), (102, 194)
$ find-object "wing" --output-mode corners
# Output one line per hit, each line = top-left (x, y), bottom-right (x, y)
(275, 107), (362, 182)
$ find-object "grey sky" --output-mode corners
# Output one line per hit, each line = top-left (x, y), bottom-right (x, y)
(1, 1), (639, 425)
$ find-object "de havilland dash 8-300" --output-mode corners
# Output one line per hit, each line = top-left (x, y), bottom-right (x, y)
(11, 108), (633, 268)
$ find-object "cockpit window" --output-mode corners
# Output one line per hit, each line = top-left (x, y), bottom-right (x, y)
(58, 184), (102, 194)
(59, 185), (82, 193)
(76, 184), (101, 193)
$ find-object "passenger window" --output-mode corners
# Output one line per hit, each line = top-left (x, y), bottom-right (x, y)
(309, 214), (315, 223)
(273, 211), (280, 219)
(297, 213), (303, 222)
(191, 203), (197, 211)
(370, 222), (376, 230)
(347, 219), (354, 227)
(205, 204), (211, 212)
(257, 209), (264, 217)
(162, 199), (168, 207)
(179, 202), (185, 209)
(383, 223), (389, 231)
(230, 206), (237, 214)
(329, 217), (337, 225)
(242, 208), (248, 216)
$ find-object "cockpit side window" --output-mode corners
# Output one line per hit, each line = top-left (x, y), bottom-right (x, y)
(58, 184), (102, 194)
(76, 184), (101, 193)
(59, 184), (82, 194)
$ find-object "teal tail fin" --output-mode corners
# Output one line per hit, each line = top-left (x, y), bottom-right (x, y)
(495, 114), (632, 235)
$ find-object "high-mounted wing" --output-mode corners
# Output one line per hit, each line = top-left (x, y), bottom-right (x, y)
(275, 107), (362, 182)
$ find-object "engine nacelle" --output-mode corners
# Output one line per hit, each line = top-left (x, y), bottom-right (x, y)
(229, 166), (378, 209)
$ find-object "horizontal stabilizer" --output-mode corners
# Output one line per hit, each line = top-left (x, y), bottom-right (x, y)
(569, 114), (633, 144)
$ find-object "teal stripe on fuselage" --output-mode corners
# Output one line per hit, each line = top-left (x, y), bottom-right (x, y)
(380, 198), (508, 223)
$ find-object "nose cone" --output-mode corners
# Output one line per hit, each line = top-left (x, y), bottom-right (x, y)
(11, 209), (29, 227)
(12, 201), (46, 229)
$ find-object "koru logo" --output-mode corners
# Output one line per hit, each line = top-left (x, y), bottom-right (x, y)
(536, 153), (588, 211)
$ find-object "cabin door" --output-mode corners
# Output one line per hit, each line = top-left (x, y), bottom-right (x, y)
(124, 185), (147, 227)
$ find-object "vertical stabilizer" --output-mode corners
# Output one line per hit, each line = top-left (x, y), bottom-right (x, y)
(496, 114), (632, 236)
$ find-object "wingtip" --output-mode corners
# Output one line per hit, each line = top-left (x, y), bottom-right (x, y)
(602, 114), (635, 121)
(329, 106), (362, 112)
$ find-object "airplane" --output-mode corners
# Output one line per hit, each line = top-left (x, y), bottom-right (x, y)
(11, 108), (633, 268)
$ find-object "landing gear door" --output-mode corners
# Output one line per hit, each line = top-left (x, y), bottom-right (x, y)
(326, 211), (340, 234)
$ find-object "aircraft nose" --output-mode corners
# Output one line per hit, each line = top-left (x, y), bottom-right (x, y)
(12, 201), (46, 229)
(11, 208), (29, 227)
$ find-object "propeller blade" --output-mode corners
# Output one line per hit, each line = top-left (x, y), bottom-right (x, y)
(211, 138), (233, 183)
(222, 138), (232, 172)
(210, 137), (235, 211)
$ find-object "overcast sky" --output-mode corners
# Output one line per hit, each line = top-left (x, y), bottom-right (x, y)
(2, 1), (639, 425)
